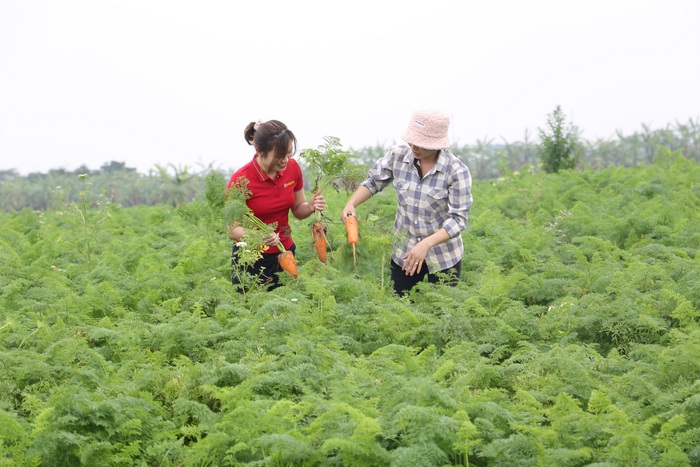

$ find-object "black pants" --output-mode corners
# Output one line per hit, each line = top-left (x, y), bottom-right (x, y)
(231, 243), (296, 291)
(390, 259), (461, 297)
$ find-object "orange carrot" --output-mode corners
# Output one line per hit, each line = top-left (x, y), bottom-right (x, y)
(345, 215), (358, 244)
(278, 250), (298, 278)
(345, 214), (359, 266)
(312, 221), (328, 263)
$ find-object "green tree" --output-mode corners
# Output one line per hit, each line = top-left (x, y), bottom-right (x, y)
(538, 105), (581, 173)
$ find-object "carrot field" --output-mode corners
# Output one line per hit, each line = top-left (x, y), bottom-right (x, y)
(1, 148), (699, 465)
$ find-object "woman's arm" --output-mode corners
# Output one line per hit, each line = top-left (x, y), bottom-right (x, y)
(341, 185), (372, 222)
(227, 222), (244, 241)
(402, 228), (451, 275)
(341, 146), (400, 222)
(291, 190), (326, 220)
(227, 220), (280, 246)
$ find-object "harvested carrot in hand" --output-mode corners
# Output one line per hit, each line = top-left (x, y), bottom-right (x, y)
(278, 250), (298, 278)
(345, 215), (358, 244)
(308, 190), (328, 264)
(345, 214), (359, 266)
(312, 221), (328, 263)
(244, 211), (298, 278)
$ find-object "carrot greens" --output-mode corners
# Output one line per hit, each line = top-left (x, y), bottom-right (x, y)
(2, 153), (700, 465)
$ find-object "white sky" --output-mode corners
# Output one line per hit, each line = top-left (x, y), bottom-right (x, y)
(1, 0), (699, 175)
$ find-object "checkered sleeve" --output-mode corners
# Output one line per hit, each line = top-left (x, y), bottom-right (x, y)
(443, 164), (473, 239)
(360, 148), (399, 195)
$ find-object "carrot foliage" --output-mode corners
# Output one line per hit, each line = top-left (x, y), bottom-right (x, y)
(1, 149), (700, 465)
(300, 136), (366, 196)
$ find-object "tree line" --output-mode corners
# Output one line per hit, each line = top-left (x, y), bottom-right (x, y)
(2, 115), (698, 212)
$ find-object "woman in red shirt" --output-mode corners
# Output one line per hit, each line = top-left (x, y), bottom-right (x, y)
(227, 120), (325, 289)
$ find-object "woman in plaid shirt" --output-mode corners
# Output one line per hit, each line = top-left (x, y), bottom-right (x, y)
(341, 109), (473, 296)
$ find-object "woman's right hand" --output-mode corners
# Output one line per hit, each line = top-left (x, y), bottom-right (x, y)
(340, 205), (356, 223)
(341, 186), (371, 223)
(262, 232), (280, 247)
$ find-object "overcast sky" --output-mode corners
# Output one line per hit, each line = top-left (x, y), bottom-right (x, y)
(1, 0), (699, 175)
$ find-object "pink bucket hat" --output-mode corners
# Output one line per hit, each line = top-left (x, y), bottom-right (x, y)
(401, 109), (451, 150)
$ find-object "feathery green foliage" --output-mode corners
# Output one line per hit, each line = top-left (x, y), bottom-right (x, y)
(300, 136), (367, 195)
(1, 151), (699, 465)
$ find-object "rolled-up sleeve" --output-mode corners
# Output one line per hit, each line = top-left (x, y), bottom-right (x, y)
(360, 149), (397, 195)
(442, 168), (472, 239)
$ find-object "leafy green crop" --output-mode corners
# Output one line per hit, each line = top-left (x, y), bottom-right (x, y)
(1, 150), (699, 465)
(299, 136), (367, 195)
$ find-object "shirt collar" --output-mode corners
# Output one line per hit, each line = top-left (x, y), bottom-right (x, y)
(251, 155), (284, 182)
(401, 146), (447, 173)
(433, 149), (448, 173)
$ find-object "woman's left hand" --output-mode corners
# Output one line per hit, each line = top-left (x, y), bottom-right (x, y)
(262, 232), (281, 247)
(310, 192), (326, 212)
(402, 242), (430, 276)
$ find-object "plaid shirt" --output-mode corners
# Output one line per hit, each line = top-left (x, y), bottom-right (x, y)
(361, 145), (473, 272)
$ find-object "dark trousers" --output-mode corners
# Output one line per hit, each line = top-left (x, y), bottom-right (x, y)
(390, 259), (461, 297)
(232, 243), (296, 291)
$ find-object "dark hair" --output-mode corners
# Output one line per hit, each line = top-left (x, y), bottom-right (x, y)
(244, 120), (297, 160)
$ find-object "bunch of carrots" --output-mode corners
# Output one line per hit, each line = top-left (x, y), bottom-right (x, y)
(300, 136), (366, 266)
(243, 211), (298, 278)
(215, 174), (299, 279)
(310, 195), (359, 267)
